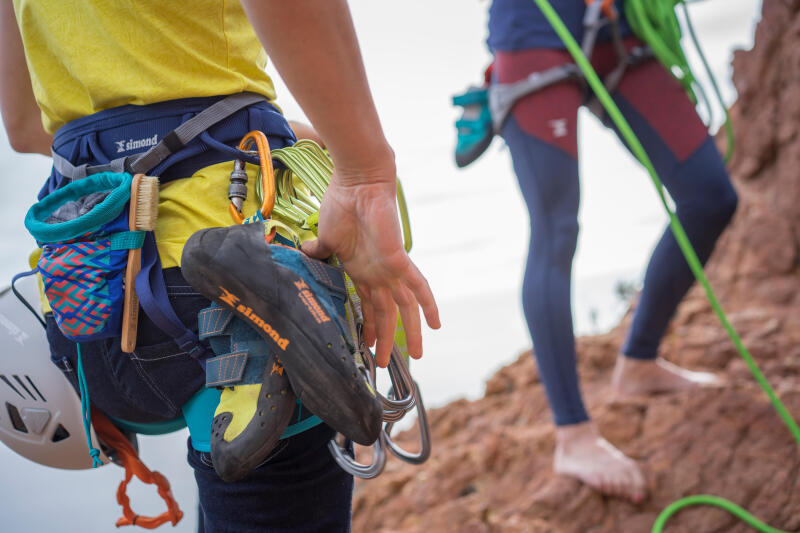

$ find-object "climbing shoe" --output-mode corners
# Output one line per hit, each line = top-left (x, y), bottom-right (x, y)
(452, 85), (494, 168)
(182, 222), (382, 446)
(198, 303), (296, 482)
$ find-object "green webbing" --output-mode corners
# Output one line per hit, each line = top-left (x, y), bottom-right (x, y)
(532, 0), (799, 531)
(109, 230), (146, 251)
(624, 0), (734, 162)
(396, 179), (413, 253)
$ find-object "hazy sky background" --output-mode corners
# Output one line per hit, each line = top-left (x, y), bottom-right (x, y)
(0, 1), (761, 531)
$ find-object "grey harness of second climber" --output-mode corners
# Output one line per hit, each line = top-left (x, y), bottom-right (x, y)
(488, 0), (653, 132)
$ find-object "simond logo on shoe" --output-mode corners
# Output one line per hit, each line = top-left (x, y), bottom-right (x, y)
(270, 361), (285, 376)
(219, 286), (240, 307)
(218, 286), (290, 350)
(294, 280), (330, 324)
(271, 355), (285, 375)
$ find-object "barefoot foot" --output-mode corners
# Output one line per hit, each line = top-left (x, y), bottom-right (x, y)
(554, 422), (646, 503)
(611, 356), (722, 399)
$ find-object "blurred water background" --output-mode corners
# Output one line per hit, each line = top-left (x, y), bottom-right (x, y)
(0, 1), (761, 530)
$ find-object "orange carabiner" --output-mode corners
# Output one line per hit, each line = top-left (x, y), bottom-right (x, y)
(228, 130), (276, 224)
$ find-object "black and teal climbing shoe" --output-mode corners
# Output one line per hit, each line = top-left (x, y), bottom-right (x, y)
(452, 86), (494, 168)
(198, 303), (296, 482)
(182, 222), (382, 446)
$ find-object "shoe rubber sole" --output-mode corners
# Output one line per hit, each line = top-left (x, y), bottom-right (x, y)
(210, 358), (296, 483)
(182, 224), (382, 445)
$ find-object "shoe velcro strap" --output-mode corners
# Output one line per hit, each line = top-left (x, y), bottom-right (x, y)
(198, 306), (236, 341)
(205, 351), (248, 387)
(300, 256), (347, 298)
(206, 352), (276, 388)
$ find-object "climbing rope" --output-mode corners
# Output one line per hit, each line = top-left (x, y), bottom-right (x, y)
(534, 0), (798, 531)
(235, 137), (429, 478)
(256, 139), (413, 252)
(624, 0), (734, 161)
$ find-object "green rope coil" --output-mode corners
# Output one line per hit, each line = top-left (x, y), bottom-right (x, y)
(258, 139), (413, 252)
(625, 0), (734, 162)
(532, 0), (798, 531)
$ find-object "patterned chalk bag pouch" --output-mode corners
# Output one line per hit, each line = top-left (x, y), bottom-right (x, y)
(24, 172), (141, 341)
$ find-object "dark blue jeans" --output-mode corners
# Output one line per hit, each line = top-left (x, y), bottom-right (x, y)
(191, 423), (354, 533)
(46, 267), (354, 532)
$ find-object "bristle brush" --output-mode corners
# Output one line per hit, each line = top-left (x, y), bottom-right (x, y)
(121, 174), (159, 353)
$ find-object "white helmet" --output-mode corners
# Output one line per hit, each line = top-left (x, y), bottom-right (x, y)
(0, 272), (110, 469)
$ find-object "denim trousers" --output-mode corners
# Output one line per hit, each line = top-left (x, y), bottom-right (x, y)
(46, 267), (354, 532)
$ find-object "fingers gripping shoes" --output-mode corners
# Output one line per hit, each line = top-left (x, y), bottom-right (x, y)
(182, 222), (382, 446)
(198, 303), (296, 482)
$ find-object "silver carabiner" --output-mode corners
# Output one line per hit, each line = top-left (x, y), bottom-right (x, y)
(327, 431), (387, 479)
(384, 346), (416, 411)
(359, 343), (416, 416)
(383, 380), (431, 465)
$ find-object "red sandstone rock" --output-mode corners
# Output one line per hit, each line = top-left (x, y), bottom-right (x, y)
(353, 1), (800, 531)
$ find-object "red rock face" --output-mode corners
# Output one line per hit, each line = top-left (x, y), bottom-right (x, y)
(352, 1), (800, 531)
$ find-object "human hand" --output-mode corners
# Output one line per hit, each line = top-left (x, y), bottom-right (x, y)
(302, 168), (440, 368)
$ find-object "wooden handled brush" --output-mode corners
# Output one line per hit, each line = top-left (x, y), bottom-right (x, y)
(121, 174), (159, 353)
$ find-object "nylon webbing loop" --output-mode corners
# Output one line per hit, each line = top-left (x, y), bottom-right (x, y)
(51, 92), (267, 180)
(91, 409), (183, 529)
(136, 232), (207, 362)
(109, 231), (146, 250)
(130, 92), (266, 174)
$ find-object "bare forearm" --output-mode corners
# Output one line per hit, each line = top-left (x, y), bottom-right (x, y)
(242, 0), (394, 184)
(0, 0), (51, 155)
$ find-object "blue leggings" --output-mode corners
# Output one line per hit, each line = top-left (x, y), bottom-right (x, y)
(496, 44), (738, 426)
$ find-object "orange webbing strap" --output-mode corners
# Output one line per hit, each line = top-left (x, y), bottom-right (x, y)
(585, 0), (617, 20)
(91, 408), (184, 529)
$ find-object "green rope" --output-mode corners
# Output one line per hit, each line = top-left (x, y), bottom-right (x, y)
(677, 1), (735, 163)
(532, 0), (799, 531)
(624, 0), (733, 162)
(653, 496), (792, 533)
(259, 140), (413, 251)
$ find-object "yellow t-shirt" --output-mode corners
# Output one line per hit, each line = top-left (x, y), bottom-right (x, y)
(13, 0), (277, 267)
(13, 0), (276, 133)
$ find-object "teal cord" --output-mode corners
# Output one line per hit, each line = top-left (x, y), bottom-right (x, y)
(531, 0), (799, 531)
(678, 1), (735, 163)
(76, 343), (103, 468)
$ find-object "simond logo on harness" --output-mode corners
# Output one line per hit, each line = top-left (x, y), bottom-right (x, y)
(218, 286), (290, 350)
(115, 134), (159, 153)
